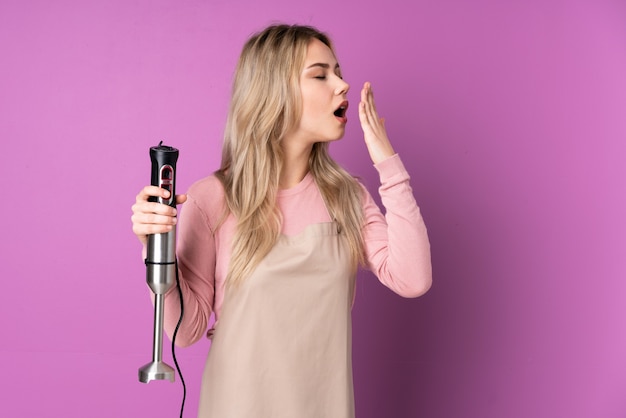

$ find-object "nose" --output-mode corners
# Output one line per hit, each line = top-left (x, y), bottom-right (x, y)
(335, 77), (349, 95)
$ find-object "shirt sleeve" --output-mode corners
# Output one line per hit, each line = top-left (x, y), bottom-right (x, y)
(162, 178), (219, 347)
(361, 154), (432, 297)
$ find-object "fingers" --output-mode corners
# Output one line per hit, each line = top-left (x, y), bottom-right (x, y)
(358, 82), (396, 164)
(135, 185), (171, 203)
(131, 185), (187, 245)
(359, 82), (383, 132)
(175, 194), (188, 205)
(359, 82), (386, 136)
(131, 213), (175, 238)
(361, 81), (377, 114)
(134, 185), (187, 209)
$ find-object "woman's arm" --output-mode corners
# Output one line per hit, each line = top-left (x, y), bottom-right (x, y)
(163, 190), (217, 347)
(358, 82), (432, 297)
(361, 155), (432, 297)
(131, 181), (217, 347)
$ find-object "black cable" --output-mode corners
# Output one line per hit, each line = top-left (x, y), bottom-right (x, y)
(171, 260), (186, 418)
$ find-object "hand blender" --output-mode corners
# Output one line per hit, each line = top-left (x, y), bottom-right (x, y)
(139, 141), (179, 383)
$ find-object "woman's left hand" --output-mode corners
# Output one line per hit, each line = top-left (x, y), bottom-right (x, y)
(358, 82), (396, 164)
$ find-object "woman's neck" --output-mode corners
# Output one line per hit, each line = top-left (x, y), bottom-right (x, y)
(280, 142), (312, 189)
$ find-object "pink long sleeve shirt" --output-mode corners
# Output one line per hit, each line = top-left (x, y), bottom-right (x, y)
(163, 154), (431, 347)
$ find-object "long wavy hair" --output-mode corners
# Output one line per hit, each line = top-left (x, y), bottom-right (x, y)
(215, 24), (366, 286)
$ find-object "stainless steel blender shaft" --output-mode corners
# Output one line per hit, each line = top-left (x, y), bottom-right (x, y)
(139, 227), (177, 383)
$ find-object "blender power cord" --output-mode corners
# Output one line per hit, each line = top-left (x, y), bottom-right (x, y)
(172, 260), (186, 418)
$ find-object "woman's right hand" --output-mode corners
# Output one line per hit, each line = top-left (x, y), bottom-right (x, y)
(131, 185), (188, 247)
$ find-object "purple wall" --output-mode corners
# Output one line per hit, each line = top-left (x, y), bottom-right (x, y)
(1, 1), (625, 417)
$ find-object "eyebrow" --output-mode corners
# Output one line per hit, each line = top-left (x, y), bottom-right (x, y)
(305, 62), (340, 70)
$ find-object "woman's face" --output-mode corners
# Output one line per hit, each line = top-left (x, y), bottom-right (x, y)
(288, 38), (350, 148)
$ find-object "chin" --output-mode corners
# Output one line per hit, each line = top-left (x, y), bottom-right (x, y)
(330, 128), (347, 142)
(311, 128), (346, 144)
(323, 135), (344, 144)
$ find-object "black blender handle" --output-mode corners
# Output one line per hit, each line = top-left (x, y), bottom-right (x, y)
(149, 141), (179, 207)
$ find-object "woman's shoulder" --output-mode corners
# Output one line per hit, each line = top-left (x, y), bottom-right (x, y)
(187, 173), (225, 195)
(185, 174), (227, 222)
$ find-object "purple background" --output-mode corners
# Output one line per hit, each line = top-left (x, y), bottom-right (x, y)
(1, 0), (625, 417)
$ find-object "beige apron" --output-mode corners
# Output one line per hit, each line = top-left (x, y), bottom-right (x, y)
(198, 222), (356, 418)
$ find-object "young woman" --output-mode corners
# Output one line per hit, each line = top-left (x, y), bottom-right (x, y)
(132, 24), (431, 418)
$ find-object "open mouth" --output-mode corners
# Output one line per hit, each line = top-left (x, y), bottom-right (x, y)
(334, 101), (348, 119)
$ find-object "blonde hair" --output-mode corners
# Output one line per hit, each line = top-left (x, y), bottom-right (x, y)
(216, 24), (366, 286)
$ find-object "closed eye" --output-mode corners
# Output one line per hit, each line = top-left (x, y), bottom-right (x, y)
(306, 62), (343, 78)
